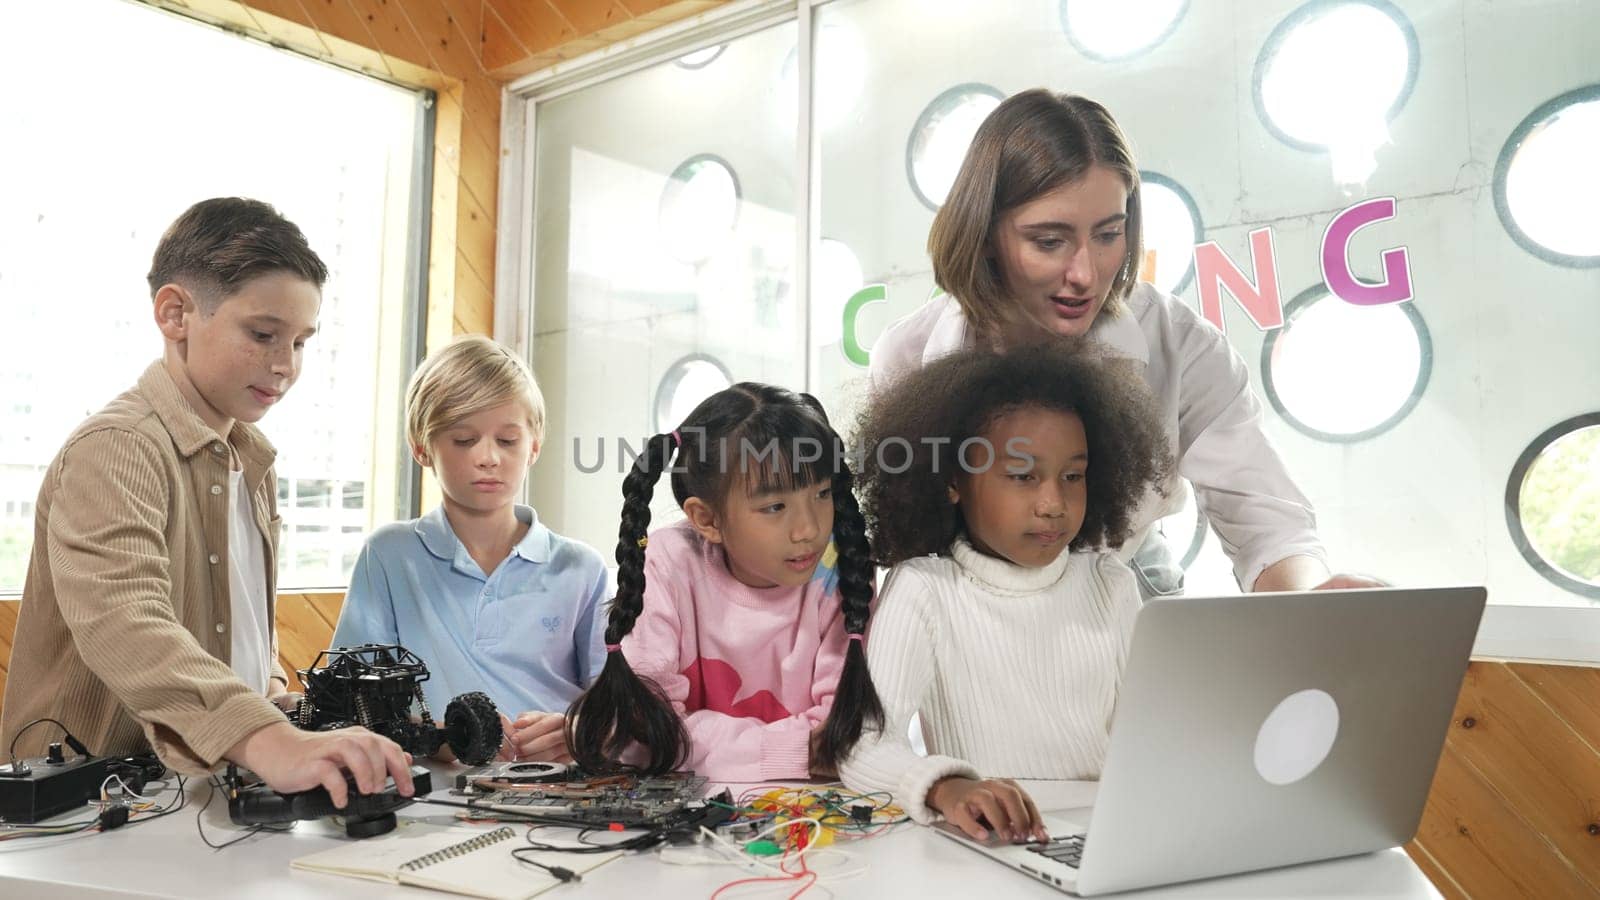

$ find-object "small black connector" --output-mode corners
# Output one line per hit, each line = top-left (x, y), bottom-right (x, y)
(98, 804), (131, 830)
(547, 866), (580, 883)
(849, 803), (873, 824)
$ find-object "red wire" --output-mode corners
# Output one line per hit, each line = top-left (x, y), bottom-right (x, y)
(709, 873), (799, 899)
(709, 834), (819, 900)
(786, 847), (818, 899)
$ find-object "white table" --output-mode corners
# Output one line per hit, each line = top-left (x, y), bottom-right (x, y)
(0, 767), (1441, 899)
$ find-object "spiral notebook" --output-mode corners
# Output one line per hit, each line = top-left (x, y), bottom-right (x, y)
(292, 823), (619, 900)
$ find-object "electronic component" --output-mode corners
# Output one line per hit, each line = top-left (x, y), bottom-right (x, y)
(0, 751), (114, 823)
(291, 644), (502, 766)
(714, 811), (775, 839)
(452, 760), (572, 790)
(226, 764), (432, 839)
(457, 769), (709, 827)
(745, 839), (783, 856)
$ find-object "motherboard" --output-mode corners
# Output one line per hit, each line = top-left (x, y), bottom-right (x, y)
(452, 761), (710, 827)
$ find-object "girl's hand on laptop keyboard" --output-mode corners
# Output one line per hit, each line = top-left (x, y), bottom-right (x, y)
(928, 776), (1049, 843)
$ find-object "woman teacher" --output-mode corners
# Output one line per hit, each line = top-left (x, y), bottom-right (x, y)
(871, 88), (1375, 597)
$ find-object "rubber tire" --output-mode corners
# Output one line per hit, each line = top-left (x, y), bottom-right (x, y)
(444, 692), (502, 766)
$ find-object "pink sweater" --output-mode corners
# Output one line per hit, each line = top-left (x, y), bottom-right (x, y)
(621, 519), (848, 781)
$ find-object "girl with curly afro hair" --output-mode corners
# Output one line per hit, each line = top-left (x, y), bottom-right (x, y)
(565, 383), (882, 781)
(839, 341), (1172, 843)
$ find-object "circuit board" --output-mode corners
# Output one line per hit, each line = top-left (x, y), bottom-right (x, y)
(453, 765), (710, 827)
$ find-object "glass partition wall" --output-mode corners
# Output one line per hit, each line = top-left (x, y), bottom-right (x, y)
(511, 0), (1600, 655)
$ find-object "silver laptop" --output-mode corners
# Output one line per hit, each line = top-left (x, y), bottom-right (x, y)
(933, 585), (1485, 895)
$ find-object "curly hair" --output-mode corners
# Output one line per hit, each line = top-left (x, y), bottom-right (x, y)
(855, 341), (1173, 567)
(566, 383), (883, 775)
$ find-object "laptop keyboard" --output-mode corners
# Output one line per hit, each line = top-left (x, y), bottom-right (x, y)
(1026, 833), (1087, 868)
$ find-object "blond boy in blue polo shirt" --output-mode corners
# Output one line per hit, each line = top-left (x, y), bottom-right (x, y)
(332, 336), (607, 762)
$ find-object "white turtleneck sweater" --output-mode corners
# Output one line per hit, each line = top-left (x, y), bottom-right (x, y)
(839, 537), (1141, 822)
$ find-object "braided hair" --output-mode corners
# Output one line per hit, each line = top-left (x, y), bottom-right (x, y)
(565, 383), (883, 774)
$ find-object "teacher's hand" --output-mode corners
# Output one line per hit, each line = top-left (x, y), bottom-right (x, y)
(1312, 573), (1390, 590)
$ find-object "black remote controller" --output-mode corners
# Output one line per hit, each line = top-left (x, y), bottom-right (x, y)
(228, 765), (431, 838)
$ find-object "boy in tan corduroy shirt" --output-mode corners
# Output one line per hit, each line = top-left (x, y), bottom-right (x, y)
(0, 198), (413, 807)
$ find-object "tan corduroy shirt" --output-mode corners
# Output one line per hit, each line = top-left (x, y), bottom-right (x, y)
(1, 361), (289, 772)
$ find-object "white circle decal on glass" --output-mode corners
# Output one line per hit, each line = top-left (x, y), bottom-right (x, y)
(1138, 173), (1202, 294)
(1500, 91), (1600, 262)
(1255, 1), (1415, 182)
(907, 84), (1004, 210)
(655, 356), (733, 434)
(658, 155), (740, 264)
(1266, 290), (1426, 439)
(1254, 688), (1340, 786)
(675, 45), (725, 69)
(812, 238), (864, 346)
(1060, 0), (1187, 62)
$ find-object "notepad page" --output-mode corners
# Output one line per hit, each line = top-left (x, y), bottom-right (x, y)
(292, 822), (621, 900)
(400, 844), (622, 900)
(291, 821), (508, 882)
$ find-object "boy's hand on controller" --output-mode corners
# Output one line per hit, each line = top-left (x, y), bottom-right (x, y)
(229, 721), (414, 809)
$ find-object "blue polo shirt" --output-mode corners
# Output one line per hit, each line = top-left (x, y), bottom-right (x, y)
(331, 504), (609, 719)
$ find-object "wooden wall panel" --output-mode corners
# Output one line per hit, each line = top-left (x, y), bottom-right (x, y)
(483, 1), (569, 68)
(1407, 660), (1600, 898)
(0, 599), (16, 713)
(1510, 661), (1600, 741)
(1410, 743), (1598, 899)
(556, 1), (632, 37)
(1407, 840), (1468, 900)
(483, 0), (730, 79)
(273, 591), (344, 691)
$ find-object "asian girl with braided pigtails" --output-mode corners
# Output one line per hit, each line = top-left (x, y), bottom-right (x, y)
(564, 383), (883, 781)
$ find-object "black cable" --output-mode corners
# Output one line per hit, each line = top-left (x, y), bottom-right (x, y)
(0, 774), (189, 846)
(508, 848), (581, 883)
(523, 824), (665, 854)
(194, 777), (289, 850)
(0, 816), (101, 841)
(125, 774), (189, 828)
(6, 717), (90, 764)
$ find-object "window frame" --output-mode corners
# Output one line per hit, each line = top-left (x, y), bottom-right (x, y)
(0, 4), (434, 596)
